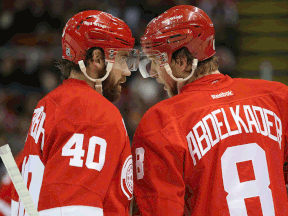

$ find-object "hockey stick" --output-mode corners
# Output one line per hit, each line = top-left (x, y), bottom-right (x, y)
(0, 144), (39, 216)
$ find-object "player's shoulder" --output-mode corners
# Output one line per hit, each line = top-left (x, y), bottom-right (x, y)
(37, 79), (121, 124)
(234, 77), (288, 94)
(137, 96), (181, 136)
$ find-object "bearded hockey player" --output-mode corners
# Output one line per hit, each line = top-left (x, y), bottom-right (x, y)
(133, 5), (288, 216)
(11, 10), (136, 216)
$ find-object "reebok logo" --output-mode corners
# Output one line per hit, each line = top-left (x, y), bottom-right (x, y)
(161, 15), (183, 24)
(211, 91), (233, 99)
(83, 21), (107, 28)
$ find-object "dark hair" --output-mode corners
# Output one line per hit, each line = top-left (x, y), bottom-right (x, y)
(56, 47), (105, 80)
(171, 47), (219, 78)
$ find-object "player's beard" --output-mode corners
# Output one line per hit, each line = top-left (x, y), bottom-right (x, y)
(166, 83), (178, 97)
(102, 75), (126, 102)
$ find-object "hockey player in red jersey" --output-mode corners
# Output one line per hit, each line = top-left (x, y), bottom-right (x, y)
(11, 10), (136, 216)
(133, 5), (288, 216)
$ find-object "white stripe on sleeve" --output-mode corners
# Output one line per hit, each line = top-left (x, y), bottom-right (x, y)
(11, 200), (18, 216)
(39, 205), (103, 216)
(0, 199), (10, 216)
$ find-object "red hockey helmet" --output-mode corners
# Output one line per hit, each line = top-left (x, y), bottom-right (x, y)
(62, 10), (135, 64)
(141, 5), (215, 64)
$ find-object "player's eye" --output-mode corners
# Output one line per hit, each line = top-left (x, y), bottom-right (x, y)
(152, 59), (160, 65)
(121, 57), (128, 63)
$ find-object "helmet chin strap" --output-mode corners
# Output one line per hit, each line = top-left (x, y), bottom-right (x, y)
(164, 59), (198, 94)
(78, 60), (113, 95)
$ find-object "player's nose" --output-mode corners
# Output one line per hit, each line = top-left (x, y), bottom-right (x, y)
(123, 69), (131, 77)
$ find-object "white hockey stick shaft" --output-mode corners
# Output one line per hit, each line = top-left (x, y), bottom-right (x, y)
(0, 144), (39, 216)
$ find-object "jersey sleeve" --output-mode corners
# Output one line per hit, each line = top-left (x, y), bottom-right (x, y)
(132, 113), (186, 216)
(269, 82), (288, 185)
(273, 83), (288, 163)
(36, 113), (131, 215)
(103, 133), (132, 215)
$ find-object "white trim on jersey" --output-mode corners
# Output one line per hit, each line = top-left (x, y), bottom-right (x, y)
(11, 200), (19, 216)
(38, 206), (103, 216)
(0, 199), (11, 216)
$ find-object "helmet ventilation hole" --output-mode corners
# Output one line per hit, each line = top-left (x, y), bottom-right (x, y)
(167, 34), (187, 43)
(170, 34), (181, 39)
(115, 37), (129, 46)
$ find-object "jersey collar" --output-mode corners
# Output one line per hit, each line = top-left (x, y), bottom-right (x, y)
(180, 73), (234, 93)
(62, 78), (91, 87)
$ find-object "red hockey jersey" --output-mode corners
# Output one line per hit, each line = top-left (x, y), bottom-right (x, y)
(132, 74), (288, 216)
(11, 79), (132, 216)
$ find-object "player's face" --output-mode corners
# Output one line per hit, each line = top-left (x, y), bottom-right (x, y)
(149, 56), (178, 97)
(102, 51), (131, 102)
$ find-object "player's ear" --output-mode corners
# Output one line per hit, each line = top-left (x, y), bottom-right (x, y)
(172, 56), (188, 75)
(177, 56), (188, 72)
(92, 49), (105, 71)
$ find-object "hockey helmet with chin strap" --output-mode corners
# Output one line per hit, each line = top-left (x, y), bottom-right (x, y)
(139, 5), (216, 81)
(62, 10), (138, 94)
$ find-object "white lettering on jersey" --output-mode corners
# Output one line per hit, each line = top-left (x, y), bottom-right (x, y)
(62, 133), (107, 171)
(211, 91), (233, 99)
(221, 143), (275, 215)
(252, 106), (268, 136)
(17, 155), (45, 216)
(30, 106), (46, 150)
(121, 155), (133, 200)
(186, 131), (202, 166)
(274, 114), (282, 149)
(243, 105), (260, 133)
(187, 105), (282, 166)
(193, 121), (211, 156)
(202, 114), (220, 147)
(230, 105), (249, 133)
(212, 109), (229, 140)
(221, 108), (238, 136)
(263, 108), (278, 143)
(135, 148), (145, 180)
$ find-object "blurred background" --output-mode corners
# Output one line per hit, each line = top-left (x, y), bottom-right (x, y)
(0, 0), (288, 161)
